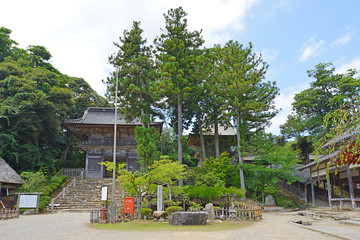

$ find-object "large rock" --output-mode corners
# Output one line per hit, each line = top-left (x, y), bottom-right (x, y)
(169, 212), (209, 226)
(153, 211), (166, 219)
(205, 203), (215, 219)
(265, 195), (276, 206)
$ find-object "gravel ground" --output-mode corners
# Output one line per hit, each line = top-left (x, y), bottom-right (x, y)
(0, 211), (351, 240)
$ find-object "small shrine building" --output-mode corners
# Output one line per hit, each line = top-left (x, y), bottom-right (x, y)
(64, 107), (163, 178)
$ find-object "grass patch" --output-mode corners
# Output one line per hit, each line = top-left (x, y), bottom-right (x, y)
(92, 220), (253, 232)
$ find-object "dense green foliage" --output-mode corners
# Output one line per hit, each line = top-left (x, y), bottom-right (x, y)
(134, 126), (160, 172)
(107, 21), (158, 126)
(281, 63), (360, 139)
(243, 133), (300, 201)
(154, 7), (204, 167)
(0, 27), (109, 173)
(19, 171), (68, 212)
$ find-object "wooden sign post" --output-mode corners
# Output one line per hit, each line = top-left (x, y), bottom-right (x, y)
(16, 192), (42, 214)
(123, 197), (135, 221)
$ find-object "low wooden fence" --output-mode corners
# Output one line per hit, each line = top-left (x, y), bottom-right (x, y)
(90, 208), (122, 223)
(190, 206), (262, 221)
(215, 206), (262, 220)
(0, 209), (19, 220)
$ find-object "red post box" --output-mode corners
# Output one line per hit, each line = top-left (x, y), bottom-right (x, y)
(123, 197), (135, 221)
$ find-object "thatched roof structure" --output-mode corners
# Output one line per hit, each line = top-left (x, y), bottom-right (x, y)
(0, 157), (24, 185)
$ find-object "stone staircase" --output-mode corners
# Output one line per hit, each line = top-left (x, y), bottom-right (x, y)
(50, 179), (125, 211)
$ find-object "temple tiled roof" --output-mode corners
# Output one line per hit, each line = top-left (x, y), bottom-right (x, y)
(297, 150), (340, 171)
(0, 157), (24, 185)
(322, 129), (359, 149)
(64, 107), (163, 126)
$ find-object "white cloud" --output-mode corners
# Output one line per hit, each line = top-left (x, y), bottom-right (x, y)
(298, 36), (324, 62)
(260, 49), (279, 63)
(0, 0), (259, 96)
(335, 58), (360, 74)
(331, 31), (354, 46)
(266, 85), (308, 135)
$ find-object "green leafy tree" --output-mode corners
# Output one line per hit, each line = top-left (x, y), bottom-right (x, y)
(218, 41), (279, 190)
(0, 28), (109, 173)
(107, 21), (157, 126)
(243, 134), (300, 202)
(19, 171), (47, 192)
(154, 7), (204, 177)
(106, 159), (186, 219)
(282, 63), (360, 140)
(134, 126), (160, 172)
(0, 27), (17, 62)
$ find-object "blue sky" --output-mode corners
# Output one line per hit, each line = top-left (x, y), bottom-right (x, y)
(1, 0), (359, 135)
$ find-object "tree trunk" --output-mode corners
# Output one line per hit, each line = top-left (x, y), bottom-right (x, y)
(59, 133), (73, 164)
(138, 191), (142, 220)
(214, 108), (220, 158)
(197, 112), (206, 167)
(178, 95), (183, 186)
(139, 90), (146, 128)
(167, 182), (172, 201)
(237, 112), (246, 192)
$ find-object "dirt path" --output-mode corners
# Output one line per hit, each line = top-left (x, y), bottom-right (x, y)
(0, 211), (355, 240)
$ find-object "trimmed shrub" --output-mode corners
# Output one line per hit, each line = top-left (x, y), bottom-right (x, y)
(164, 200), (182, 207)
(141, 208), (152, 219)
(166, 206), (183, 216)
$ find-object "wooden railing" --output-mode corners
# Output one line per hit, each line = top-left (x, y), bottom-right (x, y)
(80, 139), (136, 147)
(90, 208), (122, 223)
(56, 168), (84, 178)
(0, 209), (19, 220)
(50, 169), (84, 210)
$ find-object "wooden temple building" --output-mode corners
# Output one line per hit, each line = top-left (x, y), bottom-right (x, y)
(64, 107), (163, 178)
(187, 125), (237, 158)
(0, 157), (24, 208)
(296, 131), (360, 208)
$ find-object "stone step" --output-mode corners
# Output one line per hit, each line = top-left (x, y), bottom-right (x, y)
(49, 179), (129, 211)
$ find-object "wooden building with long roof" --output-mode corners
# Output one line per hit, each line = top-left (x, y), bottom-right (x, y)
(0, 157), (24, 208)
(64, 107), (163, 178)
(297, 130), (360, 208)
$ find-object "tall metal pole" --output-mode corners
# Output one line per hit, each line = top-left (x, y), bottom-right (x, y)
(110, 66), (119, 223)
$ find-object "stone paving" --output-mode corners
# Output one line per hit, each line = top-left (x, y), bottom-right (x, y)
(0, 210), (359, 240)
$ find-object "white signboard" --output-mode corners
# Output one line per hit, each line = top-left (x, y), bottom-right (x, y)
(19, 195), (38, 208)
(101, 187), (108, 201)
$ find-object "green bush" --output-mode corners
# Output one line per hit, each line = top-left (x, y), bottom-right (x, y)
(58, 175), (68, 182)
(166, 206), (183, 216)
(275, 196), (296, 208)
(141, 208), (152, 219)
(232, 201), (246, 208)
(48, 183), (58, 191)
(41, 187), (50, 196)
(50, 177), (62, 184)
(39, 196), (51, 212)
(164, 200), (182, 207)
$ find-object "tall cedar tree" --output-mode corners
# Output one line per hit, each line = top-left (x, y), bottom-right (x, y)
(204, 46), (232, 158)
(107, 21), (157, 126)
(154, 7), (204, 175)
(219, 41), (279, 190)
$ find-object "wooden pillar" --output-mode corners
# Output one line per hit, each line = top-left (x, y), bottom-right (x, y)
(338, 173), (343, 198)
(346, 165), (356, 208)
(326, 177), (332, 207)
(310, 177), (315, 207)
(85, 152), (89, 178)
(304, 183), (308, 203)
